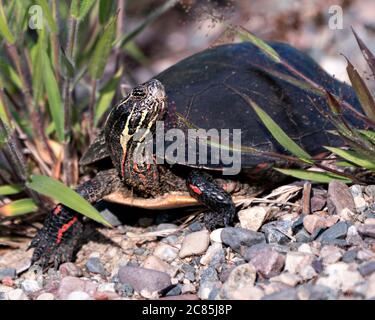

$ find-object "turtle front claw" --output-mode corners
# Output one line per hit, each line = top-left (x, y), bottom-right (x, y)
(28, 205), (83, 270)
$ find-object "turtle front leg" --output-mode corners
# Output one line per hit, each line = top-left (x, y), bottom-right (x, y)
(29, 169), (122, 269)
(186, 170), (236, 230)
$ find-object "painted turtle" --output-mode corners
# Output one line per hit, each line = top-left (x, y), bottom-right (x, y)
(29, 41), (360, 267)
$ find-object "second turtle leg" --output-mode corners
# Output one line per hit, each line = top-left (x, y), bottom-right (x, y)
(186, 170), (236, 230)
(29, 169), (122, 269)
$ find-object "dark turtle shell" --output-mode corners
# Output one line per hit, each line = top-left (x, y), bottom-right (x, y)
(81, 41), (361, 170)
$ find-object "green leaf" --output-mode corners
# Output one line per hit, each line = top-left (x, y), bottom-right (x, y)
(89, 15), (117, 79)
(78, 0), (96, 20)
(31, 29), (46, 104)
(99, 0), (115, 24)
(0, 199), (38, 217)
(275, 168), (352, 184)
(358, 130), (375, 145)
(41, 50), (64, 142)
(0, 184), (23, 195)
(234, 26), (281, 63)
(0, 60), (22, 89)
(26, 175), (112, 227)
(0, 1), (14, 44)
(345, 56), (375, 122)
(232, 89), (312, 162)
(325, 146), (375, 170)
(35, 0), (58, 33)
(94, 67), (122, 125)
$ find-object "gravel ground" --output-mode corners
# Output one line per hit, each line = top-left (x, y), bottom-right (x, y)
(1, 180), (374, 300)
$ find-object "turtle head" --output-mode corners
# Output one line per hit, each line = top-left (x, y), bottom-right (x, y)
(125, 79), (167, 133)
(104, 79), (167, 175)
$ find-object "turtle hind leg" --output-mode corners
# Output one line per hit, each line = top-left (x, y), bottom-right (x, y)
(186, 170), (236, 230)
(29, 169), (122, 270)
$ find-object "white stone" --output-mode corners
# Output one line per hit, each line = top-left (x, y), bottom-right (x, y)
(142, 255), (177, 277)
(298, 243), (314, 255)
(238, 206), (268, 231)
(179, 230), (210, 258)
(210, 228), (223, 243)
(7, 289), (29, 300)
(67, 291), (92, 300)
(270, 272), (302, 287)
(316, 262), (364, 292)
(320, 245), (343, 264)
(36, 293), (55, 300)
(97, 283), (116, 293)
(366, 273), (375, 299)
(284, 252), (315, 274)
(153, 243), (179, 262)
(21, 280), (41, 293)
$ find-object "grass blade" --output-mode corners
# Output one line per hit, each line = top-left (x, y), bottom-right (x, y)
(41, 50), (64, 142)
(345, 56), (375, 122)
(352, 27), (375, 77)
(325, 146), (375, 170)
(275, 168), (351, 184)
(99, 0), (116, 24)
(0, 0), (14, 44)
(89, 15), (117, 79)
(0, 184), (23, 195)
(230, 87), (312, 162)
(0, 199), (38, 217)
(233, 26), (281, 63)
(26, 175), (112, 227)
(94, 67), (122, 125)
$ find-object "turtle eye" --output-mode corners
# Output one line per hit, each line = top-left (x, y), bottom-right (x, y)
(132, 86), (147, 99)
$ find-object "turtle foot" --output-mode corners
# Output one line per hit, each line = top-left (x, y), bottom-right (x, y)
(28, 204), (83, 270)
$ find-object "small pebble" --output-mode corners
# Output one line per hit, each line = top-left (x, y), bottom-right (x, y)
(179, 230), (210, 258)
(86, 257), (107, 275)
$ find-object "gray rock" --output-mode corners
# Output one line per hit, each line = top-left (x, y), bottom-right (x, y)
(99, 209), (122, 227)
(262, 288), (298, 300)
(200, 243), (225, 266)
(350, 185), (367, 213)
(327, 180), (356, 216)
(166, 285), (182, 297)
(365, 185), (375, 198)
(115, 283), (134, 297)
(200, 266), (219, 283)
(311, 195), (326, 212)
(0, 292), (6, 300)
(318, 222), (348, 243)
(189, 221), (203, 232)
(86, 257), (106, 275)
(221, 227), (265, 252)
(291, 214), (305, 234)
(216, 264), (261, 300)
(358, 261), (375, 277)
(198, 280), (222, 300)
(295, 229), (311, 243)
(156, 223), (178, 231)
(358, 224), (375, 238)
(308, 284), (338, 300)
(342, 249), (358, 263)
(249, 246), (285, 278)
(118, 266), (171, 293)
(0, 268), (16, 280)
(261, 221), (292, 245)
(59, 263), (82, 277)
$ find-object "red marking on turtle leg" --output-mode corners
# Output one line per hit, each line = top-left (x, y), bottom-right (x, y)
(56, 216), (78, 244)
(53, 205), (62, 215)
(189, 184), (202, 195)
